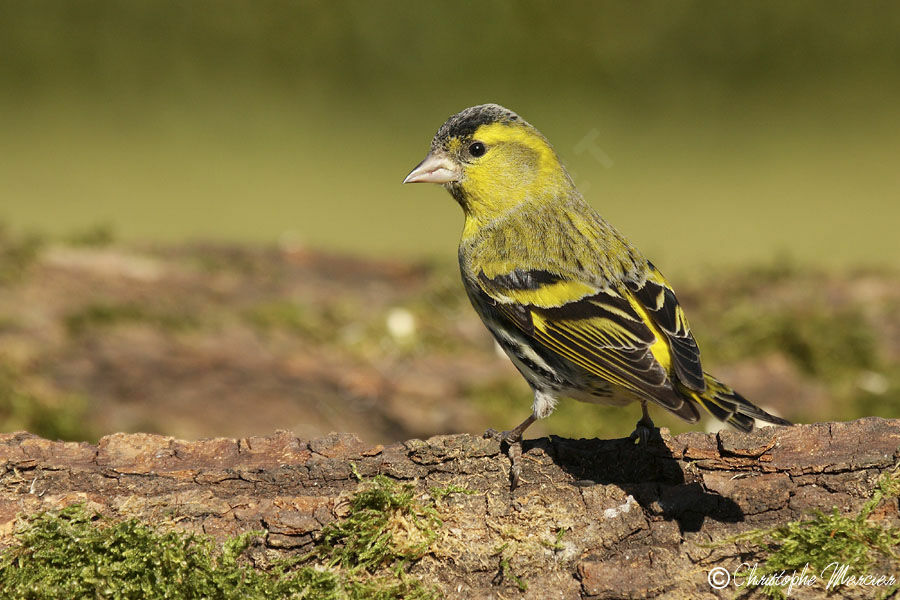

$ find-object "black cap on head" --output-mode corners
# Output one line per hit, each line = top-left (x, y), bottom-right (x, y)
(432, 103), (526, 148)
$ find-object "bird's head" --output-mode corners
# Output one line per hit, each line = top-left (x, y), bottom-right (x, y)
(403, 104), (574, 225)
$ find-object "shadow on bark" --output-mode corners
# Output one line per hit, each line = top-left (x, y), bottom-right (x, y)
(529, 432), (744, 532)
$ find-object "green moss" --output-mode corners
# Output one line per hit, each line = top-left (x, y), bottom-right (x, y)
(428, 484), (476, 502)
(0, 507), (275, 599)
(538, 527), (568, 551)
(65, 303), (199, 336)
(0, 475), (444, 600)
(492, 543), (528, 592)
(730, 468), (900, 599)
(317, 475), (441, 574)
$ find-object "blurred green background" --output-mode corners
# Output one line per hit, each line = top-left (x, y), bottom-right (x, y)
(2, 0), (899, 270)
(2, 1), (900, 444)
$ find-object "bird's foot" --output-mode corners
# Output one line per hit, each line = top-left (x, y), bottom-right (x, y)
(483, 428), (526, 490)
(627, 416), (658, 447)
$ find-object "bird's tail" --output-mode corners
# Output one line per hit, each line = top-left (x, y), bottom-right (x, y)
(684, 373), (791, 433)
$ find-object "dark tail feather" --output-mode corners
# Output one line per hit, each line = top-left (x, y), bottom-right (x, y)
(687, 374), (792, 433)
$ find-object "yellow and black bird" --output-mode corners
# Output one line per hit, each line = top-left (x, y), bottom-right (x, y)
(404, 104), (790, 486)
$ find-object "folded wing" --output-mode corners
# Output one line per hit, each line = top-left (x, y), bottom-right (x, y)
(476, 265), (704, 422)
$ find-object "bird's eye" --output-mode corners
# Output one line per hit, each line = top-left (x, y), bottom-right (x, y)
(468, 142), (486, 157)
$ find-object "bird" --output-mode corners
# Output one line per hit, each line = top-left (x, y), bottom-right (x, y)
(403, 103), (790, 488)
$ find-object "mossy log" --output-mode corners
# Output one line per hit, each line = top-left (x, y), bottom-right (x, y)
(1, 418), (899, 599)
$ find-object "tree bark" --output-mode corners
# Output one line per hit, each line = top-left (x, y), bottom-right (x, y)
(1, 418), (899, 599)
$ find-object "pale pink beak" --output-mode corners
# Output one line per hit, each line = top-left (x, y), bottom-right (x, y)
(403, 152), (460, 184)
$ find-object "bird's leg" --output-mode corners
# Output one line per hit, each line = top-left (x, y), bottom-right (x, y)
(628, 401), (657, 446)
(483, 413), (536, 489)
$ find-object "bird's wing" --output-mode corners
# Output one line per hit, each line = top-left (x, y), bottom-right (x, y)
(622, 262), (705, 392)
(476, 265), (704, 416)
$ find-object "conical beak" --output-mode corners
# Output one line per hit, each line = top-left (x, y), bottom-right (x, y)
(402, 152), (460, 184)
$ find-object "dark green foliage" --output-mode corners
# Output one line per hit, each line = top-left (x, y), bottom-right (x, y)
(65, 223), (117, 247)
(710, 304), (878, 380)
(3, 2), (900, 106)
(0, 225), (42, 284)
(243, 300), (335, 342)
(0, 359), (93, 441)
(65, 303), (199, 336)
(855, 375), (900, 420)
